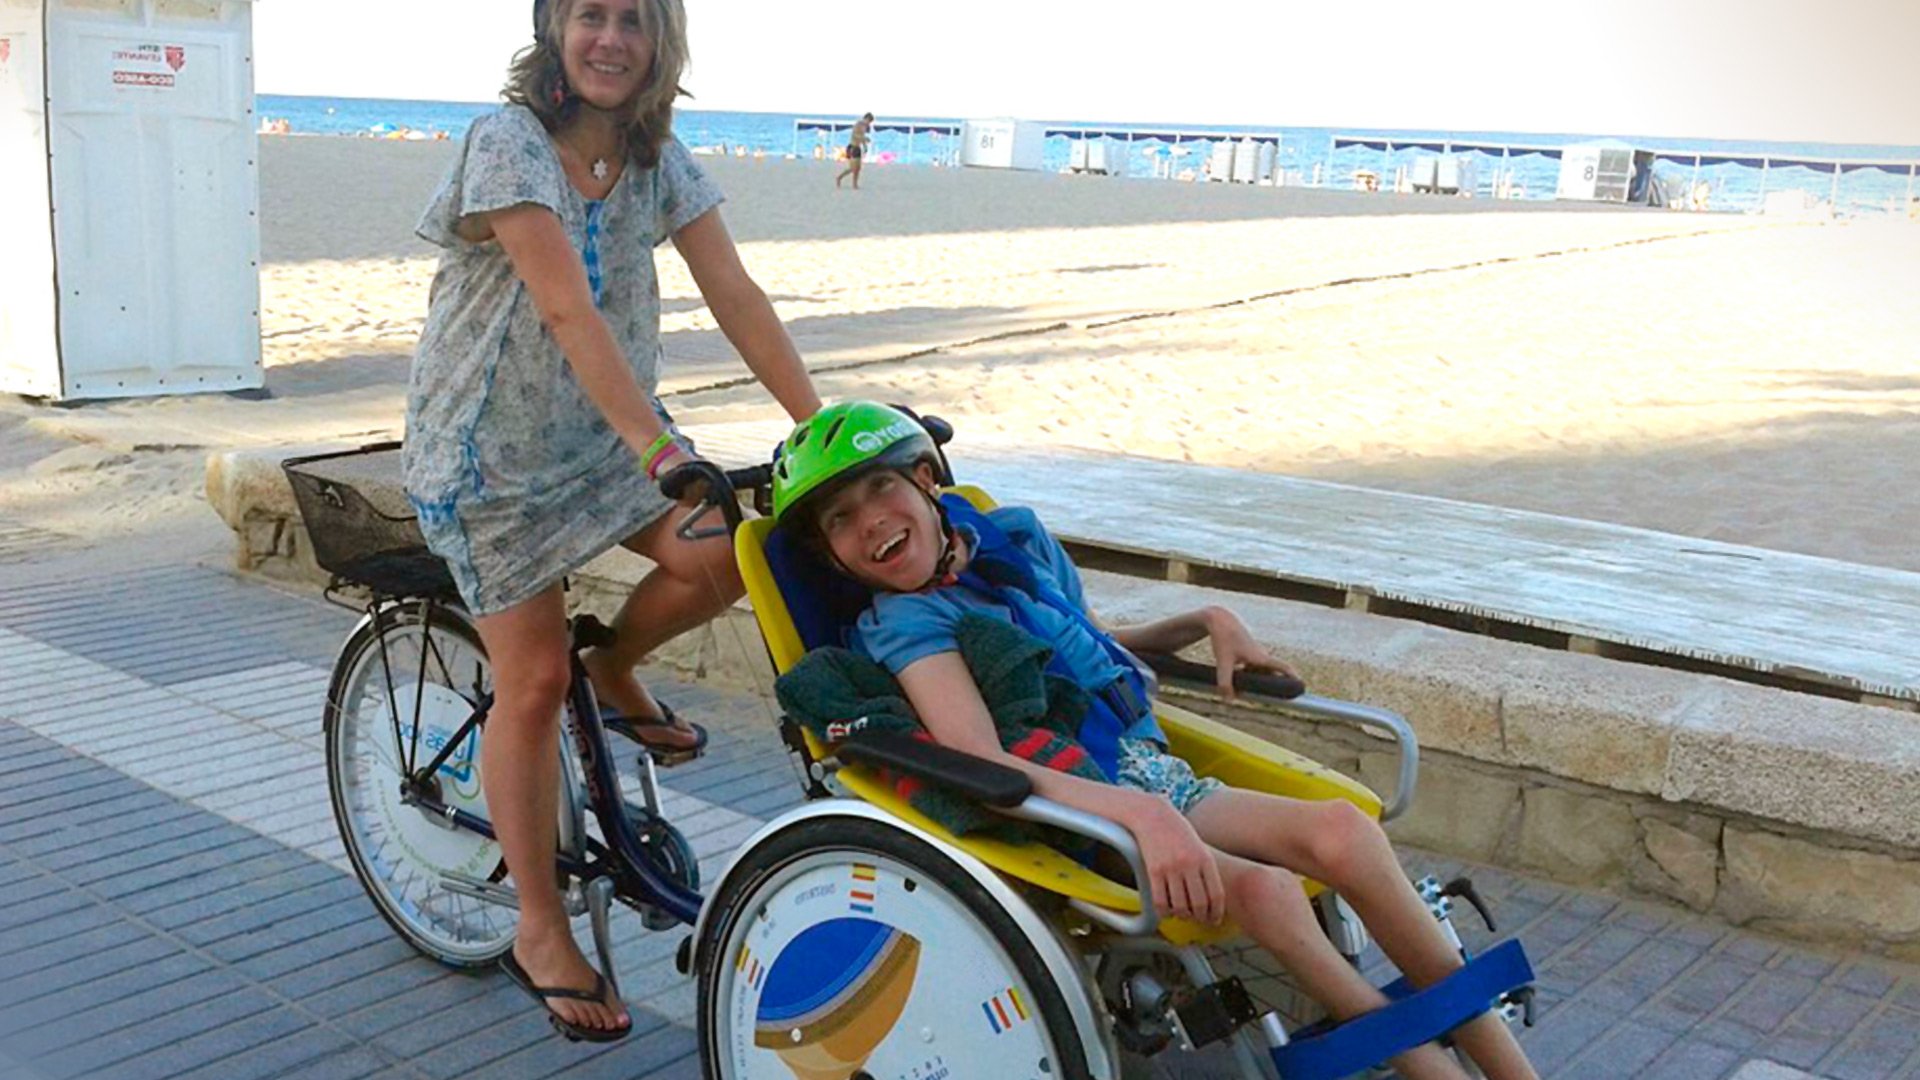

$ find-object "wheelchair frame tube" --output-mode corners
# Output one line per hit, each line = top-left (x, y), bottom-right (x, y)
(1277, 694), (1420, 822)
(997, 795), (1160, 936)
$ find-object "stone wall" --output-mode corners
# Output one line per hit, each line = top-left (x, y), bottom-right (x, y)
(1161, 683), (1920, 960)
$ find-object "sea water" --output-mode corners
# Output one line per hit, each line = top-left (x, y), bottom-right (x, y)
(257, 94), (1920, 217)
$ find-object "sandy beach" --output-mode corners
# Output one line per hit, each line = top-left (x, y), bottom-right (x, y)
(4, 135), (1917, 573)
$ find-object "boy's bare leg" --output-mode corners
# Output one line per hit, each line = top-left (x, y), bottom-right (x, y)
(1214, 853), (1468, 1080)
(1190, 791), (1538, 1080)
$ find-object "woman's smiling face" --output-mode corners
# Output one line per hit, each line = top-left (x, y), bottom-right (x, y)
(817, 464), (945, 592)
(561, 0), (652, 110)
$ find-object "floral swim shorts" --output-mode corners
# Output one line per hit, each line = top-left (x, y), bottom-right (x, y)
(1115, 737), (1224, 815)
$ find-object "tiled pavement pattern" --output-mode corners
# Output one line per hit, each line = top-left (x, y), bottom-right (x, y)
(3, 558), (1920, 1078)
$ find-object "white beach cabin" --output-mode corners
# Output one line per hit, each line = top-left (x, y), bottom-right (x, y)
(959, 118), (1045, 171)
(0, 0), (261, 402)
(1554, 140), (1639, 203)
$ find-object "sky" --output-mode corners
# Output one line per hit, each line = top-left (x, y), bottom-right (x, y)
(254, 0), (1920, 148)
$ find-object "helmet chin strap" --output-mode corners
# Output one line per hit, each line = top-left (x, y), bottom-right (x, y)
(906, 486), (960, 593)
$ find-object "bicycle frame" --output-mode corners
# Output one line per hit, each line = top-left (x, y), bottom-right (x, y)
(380, 603), (705, 928)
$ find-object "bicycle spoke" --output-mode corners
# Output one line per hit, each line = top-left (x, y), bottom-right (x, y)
(331, 603), (514, 961)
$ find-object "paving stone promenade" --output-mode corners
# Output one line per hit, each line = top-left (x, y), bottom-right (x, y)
(3, 537), (1919, 1079)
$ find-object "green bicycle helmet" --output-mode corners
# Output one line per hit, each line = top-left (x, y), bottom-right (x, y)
(770, 401), (939, 527)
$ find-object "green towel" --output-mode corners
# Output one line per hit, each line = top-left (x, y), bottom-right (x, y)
(775, 613), (1108, 842)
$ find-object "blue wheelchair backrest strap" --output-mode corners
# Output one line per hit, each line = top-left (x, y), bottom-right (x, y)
(943, 494), (1152, 782)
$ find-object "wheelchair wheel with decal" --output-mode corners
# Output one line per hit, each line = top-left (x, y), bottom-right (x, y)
(325, 599), (517, 967)
(697, 814), (1093, 1080)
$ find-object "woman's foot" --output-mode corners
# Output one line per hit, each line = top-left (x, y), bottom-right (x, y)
(582, 649), (703, 752)
(506, 925), (630, 1039)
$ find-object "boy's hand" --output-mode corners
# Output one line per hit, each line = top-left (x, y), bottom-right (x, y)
(1203, 607), (1297, 701)
(1123, 793), (1225, 925)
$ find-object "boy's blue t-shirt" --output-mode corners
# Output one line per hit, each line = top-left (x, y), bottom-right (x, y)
(848, 506), (1164, 743)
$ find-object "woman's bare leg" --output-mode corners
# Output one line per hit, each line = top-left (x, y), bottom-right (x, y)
(1214, 852), (1468, 1080)
(473, 586), (629, 1035)
(580, 508), (744, 743)
(1189, 790), (1537, 1079)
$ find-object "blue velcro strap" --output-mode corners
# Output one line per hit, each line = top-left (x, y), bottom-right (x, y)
(1267, 939), (1534, 1080)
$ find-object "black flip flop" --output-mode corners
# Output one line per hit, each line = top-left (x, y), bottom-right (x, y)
(603, 701), (709, 765)
(499, 950), (631, 1044)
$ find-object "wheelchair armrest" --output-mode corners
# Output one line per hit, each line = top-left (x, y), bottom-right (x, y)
(1141, 651), (1421, 822)
(1136, 651), (1306, 700)
(835, 735), (1161, 935)
(836, 731), (1033, 807)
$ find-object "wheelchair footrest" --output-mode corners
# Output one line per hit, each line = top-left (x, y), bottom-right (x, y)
(1172, 977), (1259, 1050)
(1267, 939), (1534, 1080)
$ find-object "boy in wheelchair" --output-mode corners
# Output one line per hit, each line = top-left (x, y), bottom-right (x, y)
(768, 402), (1537, 1080)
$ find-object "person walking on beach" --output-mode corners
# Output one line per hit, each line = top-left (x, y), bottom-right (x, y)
(835, 111), (874, 189)
(403, 0), (820, 1042)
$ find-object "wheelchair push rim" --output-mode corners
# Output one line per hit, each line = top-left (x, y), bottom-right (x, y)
(327, 601), (517, 966)
(698, 814), (1093, 1080)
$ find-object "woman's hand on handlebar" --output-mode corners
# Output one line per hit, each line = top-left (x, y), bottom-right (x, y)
(656, 452), (711, 507)
(658, 458), (746, 540)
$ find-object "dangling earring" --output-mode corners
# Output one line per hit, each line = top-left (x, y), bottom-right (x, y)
(550, 75), (569, 108)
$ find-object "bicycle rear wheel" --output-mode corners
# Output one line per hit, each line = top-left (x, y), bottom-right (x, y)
(326, 599), (516, 967)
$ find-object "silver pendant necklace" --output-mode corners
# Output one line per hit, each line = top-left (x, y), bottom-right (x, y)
(591, 158), (610, 181)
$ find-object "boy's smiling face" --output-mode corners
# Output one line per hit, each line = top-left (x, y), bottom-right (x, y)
(816, 463), (945, 592)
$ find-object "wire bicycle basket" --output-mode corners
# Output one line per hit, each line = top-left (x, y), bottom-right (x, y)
(282, 442), (459, 602)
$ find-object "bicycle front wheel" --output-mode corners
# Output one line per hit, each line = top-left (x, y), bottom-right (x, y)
(326, 599), (516, 967)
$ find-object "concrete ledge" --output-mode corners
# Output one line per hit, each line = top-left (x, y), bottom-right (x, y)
(208, 446), (1920, 957)
(1093, 574), (1920, 958)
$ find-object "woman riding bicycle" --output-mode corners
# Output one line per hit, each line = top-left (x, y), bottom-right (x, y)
(402, 0), (818, 1041)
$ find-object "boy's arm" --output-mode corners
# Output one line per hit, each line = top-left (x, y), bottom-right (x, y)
(895, 651), (1225, 925)
(896, 651), (1144, 819)
(1107, 606), (1298, 701)
(1104, 606), (1226, 655)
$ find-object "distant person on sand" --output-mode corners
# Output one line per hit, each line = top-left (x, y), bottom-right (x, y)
(403, 0), (819, 1044)
(836, 111), (874, 189)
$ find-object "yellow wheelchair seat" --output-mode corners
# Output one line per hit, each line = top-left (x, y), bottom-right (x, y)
(735, 484), (1387, 947)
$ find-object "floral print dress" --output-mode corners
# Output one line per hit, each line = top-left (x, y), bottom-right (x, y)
(403, 106), (723, 616)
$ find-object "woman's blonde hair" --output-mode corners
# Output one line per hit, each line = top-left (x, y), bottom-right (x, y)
(503, 0), (689, 169)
